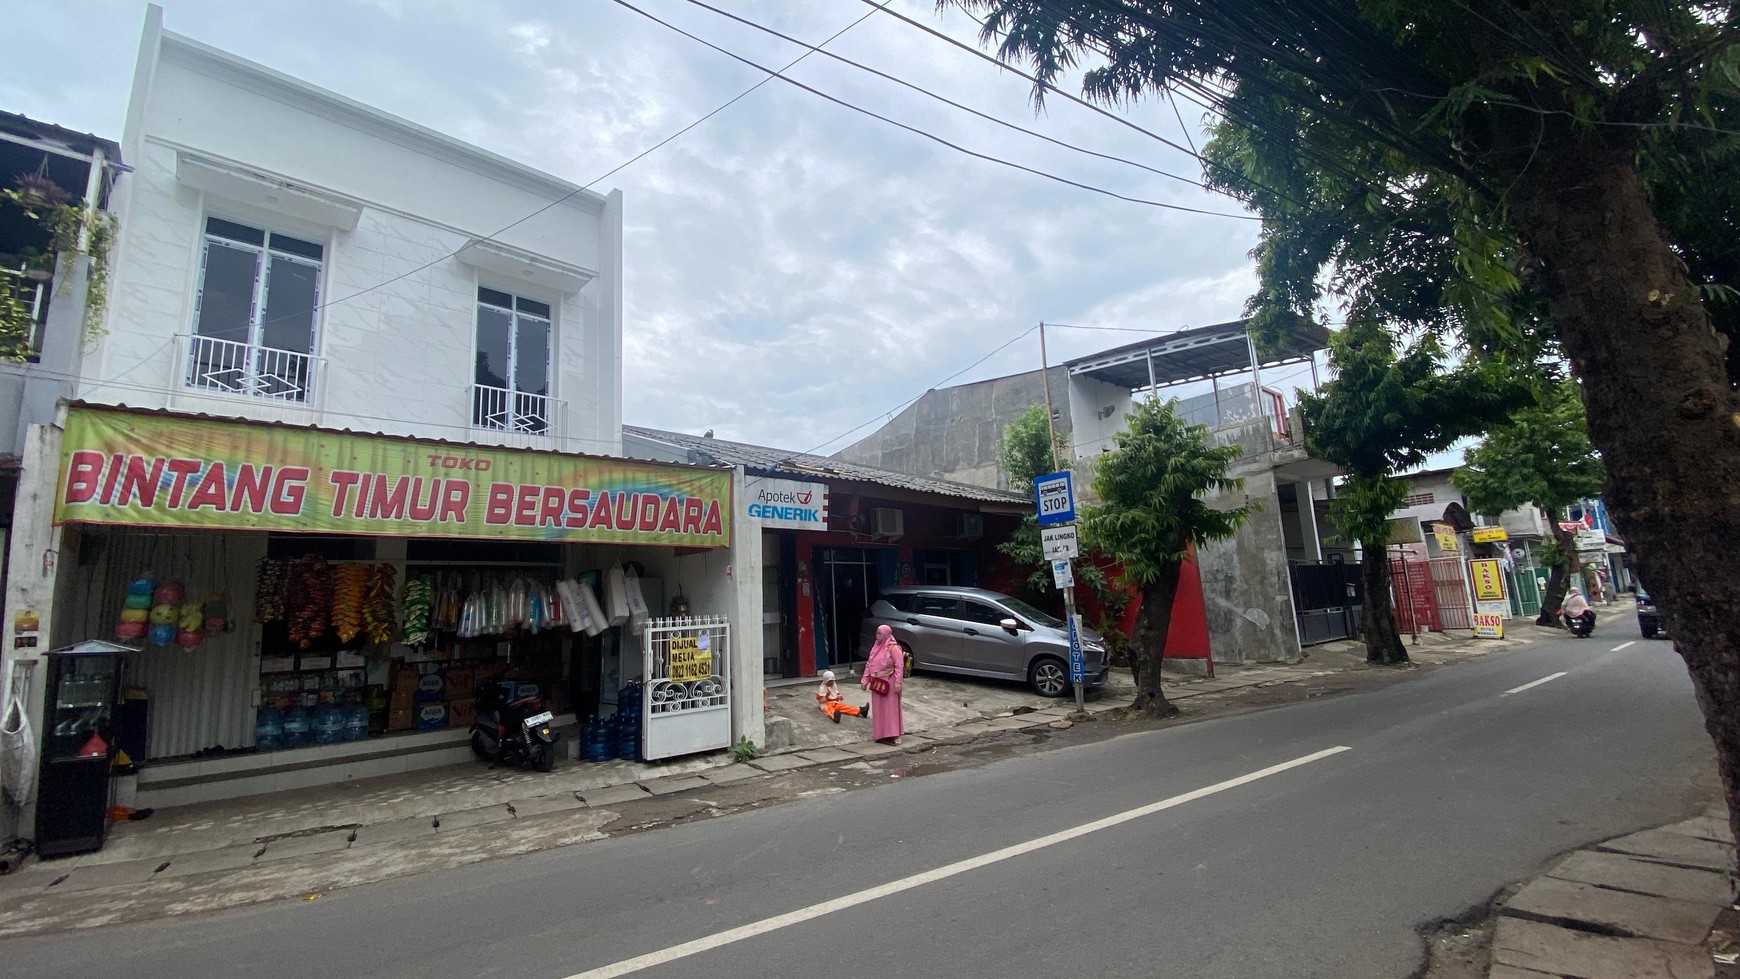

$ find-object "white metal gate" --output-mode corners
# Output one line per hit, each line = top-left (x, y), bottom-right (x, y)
(642, 615), (731, 761)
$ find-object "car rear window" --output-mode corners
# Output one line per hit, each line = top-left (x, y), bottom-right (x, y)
(881, 594), (914, 613)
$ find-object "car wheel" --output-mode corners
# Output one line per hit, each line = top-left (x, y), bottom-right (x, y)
(1029, 657), (1070, 698)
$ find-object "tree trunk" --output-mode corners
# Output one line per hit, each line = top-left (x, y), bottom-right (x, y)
(1359, 541), (1410, 664)
(1130, 567), (1181, 718)
(1535, 505), (1581, 627)
(1509, 138), (1740, 861)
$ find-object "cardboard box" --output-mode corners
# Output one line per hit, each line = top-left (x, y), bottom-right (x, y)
(387, 706), (414, 732)
(445, 668), (476, 699)
(413, 671), (446, 703)
(447, 698), (476, 728)
(392, 668), (420, 695)
(389, 688), (415, 714)
(415, 702), (448, 731)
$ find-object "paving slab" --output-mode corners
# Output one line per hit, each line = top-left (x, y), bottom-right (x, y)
(506, 794), (589, 818)
(983, 715), (1038, 731)
(255, 830), (356, 863)
(53, 856), (165, 892)
(1507, 876), (1722, 944)
(157, 845), (267, 879)
(353, 814), (440, 847)
(1031, 706), (1076, 718)
(1550, 850), (1735, 907)
(838, 741), (904, 759)
(642, 775), (712, 796)
(698, 765), (762, 784)
(1663, 815), (1735, 844)
(577, 783), (652, 806)
(746, 754), (811, 773)
(1492, 916), (1712, 979)
(1600, 827), (1737, 872)
(433, 806), (514, 831)
(1488, 966), (1563, 979)
(793, 747), (859, 764)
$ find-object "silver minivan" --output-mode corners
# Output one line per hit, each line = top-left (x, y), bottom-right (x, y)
(859, 586), (1108, 697)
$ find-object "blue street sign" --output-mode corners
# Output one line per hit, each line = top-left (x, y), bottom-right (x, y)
(1035, 470), (1075, 527)
(1067, 613), (1085, 683)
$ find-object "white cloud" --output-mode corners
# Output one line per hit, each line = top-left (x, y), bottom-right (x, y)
(4, 0), (1263, 450)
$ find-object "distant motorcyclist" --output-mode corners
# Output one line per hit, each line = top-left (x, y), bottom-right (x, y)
(1562, 587), (1596, 637)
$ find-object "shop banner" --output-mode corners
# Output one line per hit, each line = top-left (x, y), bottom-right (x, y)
(1432, 522), (1459, 552)
(744, 477), (828, 531)
(54, 408), (731, 548)
(1471, 526), (1508, 543)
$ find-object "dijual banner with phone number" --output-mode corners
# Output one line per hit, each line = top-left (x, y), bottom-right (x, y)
(53, 407), (732, 548)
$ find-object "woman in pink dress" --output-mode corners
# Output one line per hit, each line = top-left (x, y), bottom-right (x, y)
(862, 624), (904, 744)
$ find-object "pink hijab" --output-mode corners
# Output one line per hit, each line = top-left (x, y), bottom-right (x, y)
(865, 625), (901, 688)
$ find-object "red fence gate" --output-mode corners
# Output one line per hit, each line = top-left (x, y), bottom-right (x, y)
(1389, 554), (1438, 633)
(1428, 557), (1475, 631)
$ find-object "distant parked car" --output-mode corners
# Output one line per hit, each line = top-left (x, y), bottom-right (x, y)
(1636, 584), (1666, 639)
(859, 586), (1108, 697)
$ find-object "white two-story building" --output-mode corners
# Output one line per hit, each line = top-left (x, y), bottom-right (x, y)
(2, 7), (757, 841)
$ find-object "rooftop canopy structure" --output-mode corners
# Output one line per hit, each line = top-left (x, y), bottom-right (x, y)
(1065, 318), (1330, 393)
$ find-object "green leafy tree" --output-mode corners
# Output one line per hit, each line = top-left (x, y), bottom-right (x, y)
(996, 405), (1127, 636)
(1301, 320), (1522, 663)
(960, 0), (1740, 852)
(1454, 381), (1605, 626)
(1085, 399), (1250, 717)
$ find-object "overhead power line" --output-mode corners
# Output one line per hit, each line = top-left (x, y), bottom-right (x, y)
(608, 0), (1259, 219)
(255, 0), (889, 329)
(671, 0), (1211, 191)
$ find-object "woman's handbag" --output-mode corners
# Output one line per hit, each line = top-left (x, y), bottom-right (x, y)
(866, 675), (891, 696)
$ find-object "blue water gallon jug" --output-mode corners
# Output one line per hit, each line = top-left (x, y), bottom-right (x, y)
(313, 705), (345, 745)
(581, 715), (608, 763)
(342, 705), (369, 742)
(281, 707), (311, 746)
(254, 707), (283, 752)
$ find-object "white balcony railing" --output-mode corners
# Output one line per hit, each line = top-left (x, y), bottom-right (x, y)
(472, 383), (564, 437)
(181, 334), (322, 404)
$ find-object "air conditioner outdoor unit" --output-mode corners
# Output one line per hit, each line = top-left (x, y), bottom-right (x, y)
(873, 507), (904, 538)
(956, 513), (983, 540)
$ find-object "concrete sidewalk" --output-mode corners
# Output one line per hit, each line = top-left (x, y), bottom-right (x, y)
(0, 624), (1533, 934)
(1486, 805), (1736, 979)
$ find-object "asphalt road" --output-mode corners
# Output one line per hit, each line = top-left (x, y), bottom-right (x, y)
(1, 633), (1716, 978)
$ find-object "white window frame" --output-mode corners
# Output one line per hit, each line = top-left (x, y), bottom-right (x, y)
(473, 286), (556, 434)
(192, 217), (326, 353)
(187, 217), (327, 403)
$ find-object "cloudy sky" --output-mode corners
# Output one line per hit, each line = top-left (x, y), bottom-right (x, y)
(5, 0), (1291, 454)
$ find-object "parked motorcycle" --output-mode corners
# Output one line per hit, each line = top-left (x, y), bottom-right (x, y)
(469, 676), (559, 772)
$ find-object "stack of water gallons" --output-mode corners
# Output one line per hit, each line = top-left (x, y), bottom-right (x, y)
(612, 681), (643, 762)
(254, 707), (283, 751)
(580, 714), (611, 763)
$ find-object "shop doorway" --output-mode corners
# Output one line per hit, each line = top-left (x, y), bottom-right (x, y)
(815, 547), (881, 670)
(762, 534), (799, 678)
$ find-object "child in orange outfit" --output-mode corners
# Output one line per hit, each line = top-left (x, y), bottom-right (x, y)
(816, 670), (868, 723)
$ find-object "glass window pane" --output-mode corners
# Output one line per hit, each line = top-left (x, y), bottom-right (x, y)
(516, 297), (551, 318)
(268, 233), (323, 261)
(260, 256), (318, 352)
(194, 241), (258, 344)
(205, 217), (264, 246)
(478, 287), (513, 310)
(513, 313), (549, 396)
(474, 305), (511, 389)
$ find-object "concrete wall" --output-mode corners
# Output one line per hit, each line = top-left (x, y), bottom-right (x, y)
(84, 15), (622, 455)
(833, 367), (1071, 490)
(1196, 417), (1302, 664)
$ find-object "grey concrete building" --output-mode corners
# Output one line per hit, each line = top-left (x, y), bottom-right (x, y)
(837, 320), (1348, 665)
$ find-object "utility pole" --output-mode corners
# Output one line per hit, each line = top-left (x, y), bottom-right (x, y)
(1036, 322), (1084, 715)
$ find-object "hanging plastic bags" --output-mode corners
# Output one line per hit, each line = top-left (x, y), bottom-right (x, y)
(623, 568), (650, 634)
(604, 567), (631, 628)
(1, 683), (38, 807)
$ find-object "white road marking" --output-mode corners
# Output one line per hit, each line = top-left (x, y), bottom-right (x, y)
(558, 745), (1354, 979)
(1503, 672), (1569, 696)
(1611, 641), (1636, 652)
